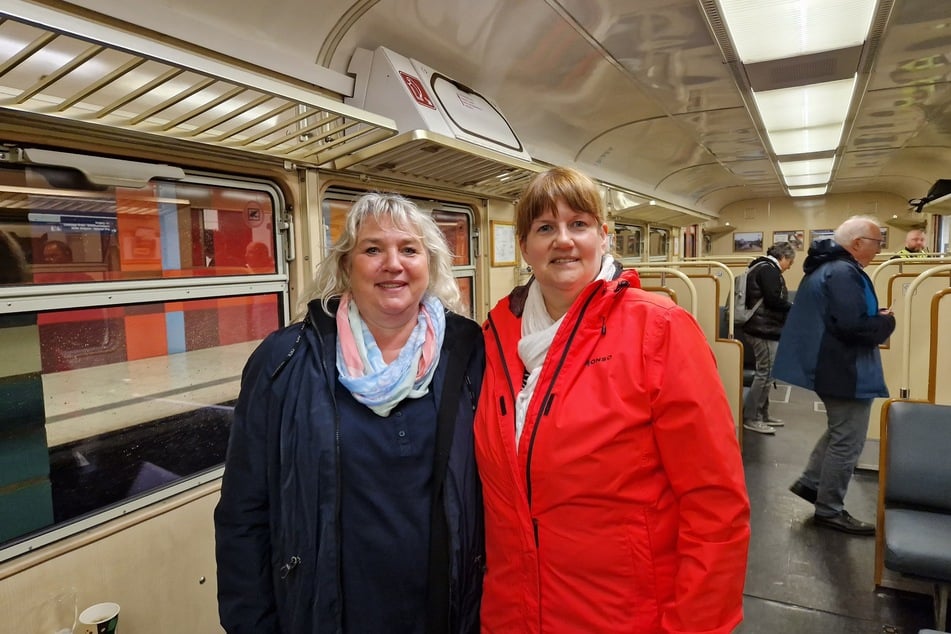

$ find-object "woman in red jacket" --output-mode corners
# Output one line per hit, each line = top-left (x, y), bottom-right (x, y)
(474, 167), (750, 633)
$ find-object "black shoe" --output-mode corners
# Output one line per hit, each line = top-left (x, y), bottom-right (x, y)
(813, 510), (875, 536)
(789, 481), (818, 504)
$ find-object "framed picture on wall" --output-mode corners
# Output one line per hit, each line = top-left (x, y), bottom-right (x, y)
(773, 230), (804, 250)
(880, 227), (889, 248)
(733, 231), (763, 252)
(490, 220), (517, 267)
(809, 229), (834, 247)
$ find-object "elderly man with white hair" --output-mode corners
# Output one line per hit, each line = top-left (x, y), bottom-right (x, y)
(774, 216), (896, 536)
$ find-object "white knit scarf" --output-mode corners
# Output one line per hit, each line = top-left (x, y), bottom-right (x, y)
(514, 255), (616, 447)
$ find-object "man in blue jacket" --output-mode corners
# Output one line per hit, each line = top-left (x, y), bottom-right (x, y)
(774, 216), (895, 536)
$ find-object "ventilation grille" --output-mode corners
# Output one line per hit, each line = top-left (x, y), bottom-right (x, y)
(745, 47), (863, 92)
(698, 0), (739, 64)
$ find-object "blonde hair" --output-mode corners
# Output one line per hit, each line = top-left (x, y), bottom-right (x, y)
(303, 192), (462, 316)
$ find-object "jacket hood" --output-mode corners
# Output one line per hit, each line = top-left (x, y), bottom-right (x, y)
(749, 255), (776, 269)
(802, 239), (854, 274)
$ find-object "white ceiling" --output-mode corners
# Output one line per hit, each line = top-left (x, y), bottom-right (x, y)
(7, 0), (951, 216)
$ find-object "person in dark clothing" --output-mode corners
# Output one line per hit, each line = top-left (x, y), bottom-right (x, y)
(742, 242), (795, 435)
(774, 216), (895, 536)
(214, 192), (485, 634)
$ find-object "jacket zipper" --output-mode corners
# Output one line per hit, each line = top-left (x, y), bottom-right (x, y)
(314, 316), (344, 629)
(486, 314), (518, 405)
(524, 283), (603, 546)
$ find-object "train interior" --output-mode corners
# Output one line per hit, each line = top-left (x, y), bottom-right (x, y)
(1, 0), (951, 631)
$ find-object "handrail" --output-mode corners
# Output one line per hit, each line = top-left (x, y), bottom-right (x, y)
(627, 266), (699, 317)
(899, 264), (951, 398)
(660, 259), (736, 279)
(870, 256), (951, 291)
(655, 259), (736, 308)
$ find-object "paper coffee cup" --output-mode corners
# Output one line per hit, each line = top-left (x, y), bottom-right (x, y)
(79, 602), (120, 634)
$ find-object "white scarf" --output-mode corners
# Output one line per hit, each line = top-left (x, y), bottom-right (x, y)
(514, 255), (616, 447)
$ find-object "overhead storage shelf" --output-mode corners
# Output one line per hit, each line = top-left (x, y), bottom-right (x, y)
(0, 6), (398, 168)
(333, 130), (544, 200)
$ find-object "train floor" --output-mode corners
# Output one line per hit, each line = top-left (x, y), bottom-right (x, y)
(736, 383), (938, 634)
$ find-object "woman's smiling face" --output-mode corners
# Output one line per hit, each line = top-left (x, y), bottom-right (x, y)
(347, 216), (429, 330)
(520, 197), (607, 318)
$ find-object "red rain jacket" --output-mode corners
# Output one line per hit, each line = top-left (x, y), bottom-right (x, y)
(475, 270), (750, 633)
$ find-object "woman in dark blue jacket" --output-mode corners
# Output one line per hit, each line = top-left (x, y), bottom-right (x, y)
(214, 193), (484, 633)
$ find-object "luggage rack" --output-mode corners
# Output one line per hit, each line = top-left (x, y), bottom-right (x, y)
(0, 6), (397, 167)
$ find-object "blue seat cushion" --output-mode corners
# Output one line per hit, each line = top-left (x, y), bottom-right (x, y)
(884, 508), (951, 581)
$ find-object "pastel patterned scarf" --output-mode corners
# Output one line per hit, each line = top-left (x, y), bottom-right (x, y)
(336, 292), (445, 417)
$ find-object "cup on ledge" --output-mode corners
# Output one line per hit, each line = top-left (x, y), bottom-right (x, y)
(79, 602), (120, 634)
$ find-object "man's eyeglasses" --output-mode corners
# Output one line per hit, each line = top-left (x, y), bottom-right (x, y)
(859, 236), (886, 247)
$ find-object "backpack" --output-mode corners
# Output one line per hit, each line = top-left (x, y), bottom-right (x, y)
(733, 262), (768, 325)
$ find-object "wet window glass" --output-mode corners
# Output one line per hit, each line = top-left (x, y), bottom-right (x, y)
(615, 223), (643, 259)
(0, 165), (285, 558)
(649, 227), (670, 259)
(0, 166), (277, 285)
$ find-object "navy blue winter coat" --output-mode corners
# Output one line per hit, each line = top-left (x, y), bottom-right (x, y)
(214, 299), (485, 633)
(773, 240), (895, 399)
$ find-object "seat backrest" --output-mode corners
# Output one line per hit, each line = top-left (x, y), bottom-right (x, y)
(885, 400), (951, 512)
(718, 305), (756, 369)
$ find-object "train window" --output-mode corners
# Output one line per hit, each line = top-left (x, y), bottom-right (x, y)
(649, 227), (670, 260)
(614, 223), (643, 259)
(0, 165), (287, 561)
(938, 214), (950, 253)
(0, 166), (278, 284)
(683, 226), (698, 258)
(321, 190), (477, 319)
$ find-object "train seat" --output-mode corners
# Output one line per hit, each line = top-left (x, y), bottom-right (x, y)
(718, 306), (755, 387)
(880, 400), (951, 632)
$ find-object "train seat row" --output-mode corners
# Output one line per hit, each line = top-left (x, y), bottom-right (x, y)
(879, 400), (951, 632)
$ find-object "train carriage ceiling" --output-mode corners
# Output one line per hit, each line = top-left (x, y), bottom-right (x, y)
(2, 0), (951, 220)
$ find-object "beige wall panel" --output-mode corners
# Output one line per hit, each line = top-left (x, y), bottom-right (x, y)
(0, 485), (223, 634)
(484, 200), (520, 318)
(711, 192), (909, 291)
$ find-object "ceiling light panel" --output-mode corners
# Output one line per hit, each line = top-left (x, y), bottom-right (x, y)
(767, 123), (847, 155)
(784, 173), (830, 187)
(788, 185), (829, 197)
(778, 157), (835, 177)
(718, 0), (878, 64)
(752, 77), (857, 131)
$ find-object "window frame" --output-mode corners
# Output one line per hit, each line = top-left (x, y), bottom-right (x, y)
(0, 169), (290, 563)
